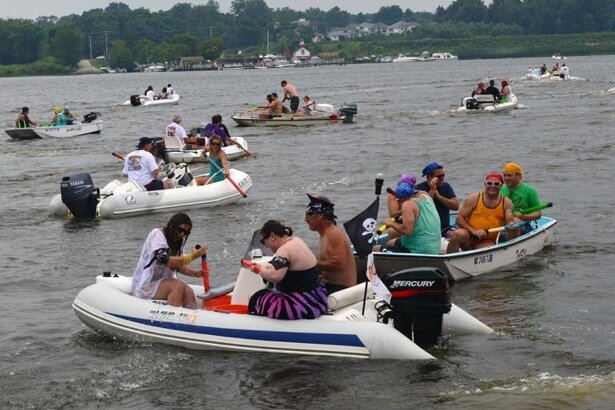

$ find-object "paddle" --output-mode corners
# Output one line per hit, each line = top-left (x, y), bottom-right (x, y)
(195, 244), (210, 292)
(112, 151), (124, 161)
(208, 157), (247, 198)
(518, 202), (553, 215)
(487, 221), (528, 234)
(244, 102), (260, 108)
(235, 141), (256, 159)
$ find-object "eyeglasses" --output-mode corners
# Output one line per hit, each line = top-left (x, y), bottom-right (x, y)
(485, 181), (502, 187)
(259, 235), (269, 245)
(305, 211), (316, 217)
(434, 174), (445, 179)
(178, 227), (191, 236)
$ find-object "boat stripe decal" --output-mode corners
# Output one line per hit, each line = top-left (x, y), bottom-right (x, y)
(109, 313), (366, 348)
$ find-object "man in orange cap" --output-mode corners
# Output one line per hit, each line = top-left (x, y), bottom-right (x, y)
(446, 172), (514, 253)
(501, 162), (542, 222)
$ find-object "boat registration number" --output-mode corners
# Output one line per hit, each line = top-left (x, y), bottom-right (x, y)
(474, 254), (493, 265)
(148, 308), (197, 324)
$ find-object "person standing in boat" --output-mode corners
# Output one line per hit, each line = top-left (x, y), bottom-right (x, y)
(196, 135), (230, 185)
(15, 106), (37, 128)
(131, 212), (208, 309)
(446, 173), (514, 253)
(500, 162), (542, 223)
(246, 220), (328, 320)
(281, 80), (300, 114)
(304, 194), (357, 294)
(485, 80), (500, 101)
(415, 162), (459, 237)
(123, 137), (172, 191)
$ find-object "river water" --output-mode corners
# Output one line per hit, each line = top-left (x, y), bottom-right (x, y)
(1, 56), (614, 409)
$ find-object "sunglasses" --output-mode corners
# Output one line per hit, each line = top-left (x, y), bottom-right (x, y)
(434, 174), (445, 179)
(178, 226), (191, 236)
(259, 235), (269, 245)
(485, 181), (502, 187)
(210, 142), (221, 147)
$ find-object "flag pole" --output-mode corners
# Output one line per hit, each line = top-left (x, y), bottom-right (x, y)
(362, 173), (384, 315)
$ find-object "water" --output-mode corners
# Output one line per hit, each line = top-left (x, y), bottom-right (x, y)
(1, 56), (614, 409)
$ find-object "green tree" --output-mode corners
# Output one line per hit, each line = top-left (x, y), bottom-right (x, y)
(109, 39), (134, 70)
(200, 37), (224, 60)
(47, 24), (85, 66)
(373, 6), (404, 25)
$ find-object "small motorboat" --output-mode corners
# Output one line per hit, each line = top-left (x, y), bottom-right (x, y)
(48, 164), (252, 219)
(231, 103), (357, 127)
(457, 93), (518, 112)
(356, 216), (557, 282)
(73, 253), (494, 360)
(122, 94), (180, 106)
(163, 136), (250, 164)
(4, 112), (103, 140)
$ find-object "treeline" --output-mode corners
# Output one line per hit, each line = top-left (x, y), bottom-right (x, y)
(0, 0), (614, 73)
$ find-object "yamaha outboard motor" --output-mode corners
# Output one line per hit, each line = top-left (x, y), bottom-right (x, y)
(60, 173), (99, 219)
(129, 94), (141, 106)
(381, 267), (451, 349)
(465, 97), (480, 110)
(339, 103), (358, 123)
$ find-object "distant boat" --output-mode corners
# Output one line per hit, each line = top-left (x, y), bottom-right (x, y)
(143, 63), (166, 72)
(432, 52), (458, 60)
(552, 54), (567, 60)
(392, 54), (421, 63)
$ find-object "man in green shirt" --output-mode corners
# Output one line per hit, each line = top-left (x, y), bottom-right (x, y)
(500, 162), (542, 222)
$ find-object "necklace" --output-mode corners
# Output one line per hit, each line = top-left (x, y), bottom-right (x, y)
(281, 236), (293, 245)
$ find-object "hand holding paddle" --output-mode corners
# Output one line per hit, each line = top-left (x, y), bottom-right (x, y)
(196, 245), (210, 292)
(241, 259), (261, 273)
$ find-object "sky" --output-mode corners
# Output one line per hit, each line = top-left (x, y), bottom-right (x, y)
(0, 0), (461, 19)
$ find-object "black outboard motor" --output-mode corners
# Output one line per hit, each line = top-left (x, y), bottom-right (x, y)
(381, 267), (451, 349)
(339, 103), (358, 123)
(465, 97), (480, 110)
(83, 112), (97, 123)
(60, 173), (99, 219)
(129, 94), (141, 106)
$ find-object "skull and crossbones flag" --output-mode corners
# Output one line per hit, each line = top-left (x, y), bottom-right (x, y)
(343, 197), (379, 258)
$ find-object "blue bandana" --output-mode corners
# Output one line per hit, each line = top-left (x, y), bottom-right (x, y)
(395, 183), (418, 199)
(422, 162), (442, 177)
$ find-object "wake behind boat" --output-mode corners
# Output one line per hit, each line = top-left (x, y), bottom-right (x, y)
(73, 254), (494, 360)
(356, 215), (557, 282)
(4, 113), (103, 140)
(48, 164), (252, 219)
(122, 93), (180, 106)
(231, 103), (357, 127)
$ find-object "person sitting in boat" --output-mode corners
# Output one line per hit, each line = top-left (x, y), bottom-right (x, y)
(446, 173), (514, 253)
(559, 64), (569, 78)
(131, 212), (208, 309)
(166, 83), (174, 96)
(375, 183), (442, 255)
(145, 85), (156, 101)
(203, 114), (244, 151)
(550, 62), (560, 76)
(304, 194), (357, 294)
(166, 115), (199, 150)
(123, 137), (173, 191)
(196, 135), (230, 185)
(281, 80), (300, 114)
(55, 106), (77, 125)
(256, 92), (284, 119)
(498, 80), (511, 103)
(540, 64), (548, 75)
(387, 173), (417, 223)
(15, 106), (37, 128)
(471, 82), (487, 97)
(245, 220), (328, 320)
(500, 162), (542, 223)
(416, 162), (459, 237)
(486, 80), (500, 101)
(157, 86), (168, 100)
(50, 106), (62, 125)
(302, 95), (316, 115)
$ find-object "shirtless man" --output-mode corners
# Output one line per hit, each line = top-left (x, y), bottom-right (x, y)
(304, 194), (357, 294)
(257, 92), (284, 118)
(281, 80), (300, 114)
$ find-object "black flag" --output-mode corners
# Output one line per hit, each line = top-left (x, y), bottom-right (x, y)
(343, 197), (380, 258)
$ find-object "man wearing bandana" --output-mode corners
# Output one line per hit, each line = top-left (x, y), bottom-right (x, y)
(304, 194), (357, 294)
(500, 162), (542, 222)
(416, 162), (459, 236)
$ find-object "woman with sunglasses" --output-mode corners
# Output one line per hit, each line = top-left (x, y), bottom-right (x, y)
(245, 220), (328, 320)
(196, 135), (230, 185)
(446, 173), (514, 253)
(131, 212), (208, 308)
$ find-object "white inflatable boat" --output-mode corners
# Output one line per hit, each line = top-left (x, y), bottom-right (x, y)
(163, 136), (250, 164)
(122, 94), (181, 106)
(457, 93), (518, 112)
(48, 164), (251, 219)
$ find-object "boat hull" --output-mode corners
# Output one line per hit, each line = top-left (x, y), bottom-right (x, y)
(165, 137), (248, 163)
(356, 216), (557, 282)
(231, 111), (346, 127)
(5, 120), (104, 140)
(122, 94), (180, 106)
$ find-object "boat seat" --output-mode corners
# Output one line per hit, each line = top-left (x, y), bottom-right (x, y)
(164, 135), (184, 151)
(475, 94), (495, 103)
(114, 179), (146, 194)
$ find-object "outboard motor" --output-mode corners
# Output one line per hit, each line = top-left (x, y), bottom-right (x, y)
(60, 173), (99, 219)
(465, 97), (480, 110)
(381, 267), (451, 349)
(339, 103), (358, 123)
(83, 112), (97, 123)
(129, 94), (141, 106)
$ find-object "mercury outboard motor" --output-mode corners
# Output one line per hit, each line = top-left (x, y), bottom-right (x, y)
(60, 173), (99, 218)
(465, 97), (480, 110)
(339, 103), (358, 123)
(129, 94), (141, 106)
(381, 267), (451, 349)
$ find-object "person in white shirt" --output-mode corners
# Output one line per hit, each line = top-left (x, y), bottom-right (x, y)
(166, 83), (174, 97)
(123, 137), (171, 190)
(166, 115), (199, 149)
(145, 85), (156, 101)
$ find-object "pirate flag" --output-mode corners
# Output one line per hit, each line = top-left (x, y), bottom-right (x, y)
(343, 197), (379, 258)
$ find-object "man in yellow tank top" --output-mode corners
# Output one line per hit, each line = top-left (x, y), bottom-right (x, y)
(446, 172), (514, 253)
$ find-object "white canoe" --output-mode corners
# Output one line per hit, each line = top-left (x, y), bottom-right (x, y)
(122, 94), (180, 106)
(164, 137), (249, 163)
(73, 260), (493, 361)
(357, 216), (557, 282)
(458, 93), (518, 112)
(4, 119), (103, 140)
(48, 165), (252, 219)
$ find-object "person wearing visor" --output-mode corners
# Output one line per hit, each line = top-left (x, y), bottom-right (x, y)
(415, 162), (459, 236)
(123, 137), (172, 191)
(376, 183), (441, 255)
(304, 194), (357, 294)
(446, 172), (514, 253)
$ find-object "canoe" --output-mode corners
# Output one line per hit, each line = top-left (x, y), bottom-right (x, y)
(122, 93), (180, 106)
(231, 103), (357, 127)
(457, 93), (518, 112)
(4, 119), (103, 140)
(356, 216), (557, 282)
(48, 165), (252, 219)
(73, 256), (494, 360)
(164, 136), (249, 163)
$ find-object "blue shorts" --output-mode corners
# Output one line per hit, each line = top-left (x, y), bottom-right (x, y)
(144, 179), (164, 191)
